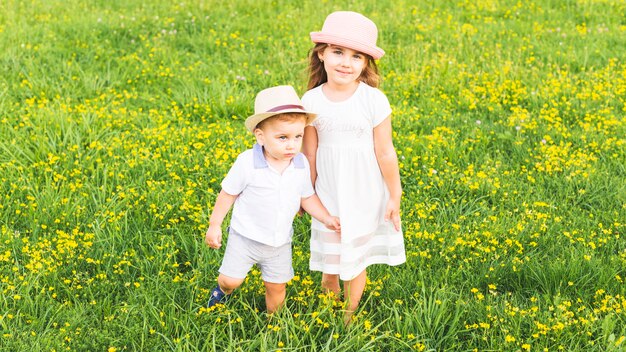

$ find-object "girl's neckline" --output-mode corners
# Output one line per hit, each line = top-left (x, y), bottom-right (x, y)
(320, 82), (362, 103)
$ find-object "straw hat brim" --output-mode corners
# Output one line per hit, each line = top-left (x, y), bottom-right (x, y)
(245, 110), (317, 133)
(310, 32), (385, 59)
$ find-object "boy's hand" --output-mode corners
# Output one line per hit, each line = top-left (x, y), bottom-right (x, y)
(205, 226), (223, 249)
(323, 216), (341, 233)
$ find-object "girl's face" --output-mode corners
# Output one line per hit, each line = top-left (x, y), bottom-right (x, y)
(318, 45), (367, 88)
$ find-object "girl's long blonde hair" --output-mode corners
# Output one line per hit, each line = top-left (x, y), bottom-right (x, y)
(306, 43), (380, 91)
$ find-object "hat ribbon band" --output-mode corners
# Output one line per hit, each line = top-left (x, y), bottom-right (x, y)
(267, 104), (305, 113)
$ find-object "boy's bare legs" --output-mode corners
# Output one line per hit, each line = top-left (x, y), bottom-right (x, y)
(264, 282), (287, 313)
(343, 269), (367, 325)
(217, 274), (245, 294)
(207, 274), (244, 308)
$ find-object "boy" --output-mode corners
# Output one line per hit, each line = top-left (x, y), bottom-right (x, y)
(204, 85), (340, 313)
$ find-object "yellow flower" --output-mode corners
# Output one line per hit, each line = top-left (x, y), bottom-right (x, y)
(364, 320), (372, 330)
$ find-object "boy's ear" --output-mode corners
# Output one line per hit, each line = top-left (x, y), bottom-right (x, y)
(254, 128), (264, 146)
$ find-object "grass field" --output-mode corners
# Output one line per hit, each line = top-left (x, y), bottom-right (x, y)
(1, 0), (625, 351)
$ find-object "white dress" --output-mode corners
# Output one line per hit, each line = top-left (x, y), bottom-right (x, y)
(302, 82), (406, 280)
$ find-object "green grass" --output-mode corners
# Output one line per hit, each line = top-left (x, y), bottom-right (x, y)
(1, 0), (625, 351)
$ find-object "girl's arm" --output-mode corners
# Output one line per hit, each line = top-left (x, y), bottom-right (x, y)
(373, 116), (402, 231)
(205, 190), (238, 248)
(302, 125), (318, 186)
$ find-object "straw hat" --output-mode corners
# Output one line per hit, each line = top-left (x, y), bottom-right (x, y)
(245, 85), (317, 133)
(310, 11), (385, 59)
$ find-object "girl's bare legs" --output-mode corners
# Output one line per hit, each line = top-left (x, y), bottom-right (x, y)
(320, 230), (342, 299)
(343, 269), (367, 325)
(321, 273), (341, 298)
(264, 281), (287, 313)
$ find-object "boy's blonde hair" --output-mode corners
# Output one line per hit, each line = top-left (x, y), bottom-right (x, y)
(254, 112), (308, 131)
(306, 43), (380, 91)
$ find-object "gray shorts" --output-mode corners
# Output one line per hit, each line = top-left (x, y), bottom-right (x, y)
(219, 228), (294, 284)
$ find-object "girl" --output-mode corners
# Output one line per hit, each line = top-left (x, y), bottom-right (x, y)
(301, 11), (406, 323)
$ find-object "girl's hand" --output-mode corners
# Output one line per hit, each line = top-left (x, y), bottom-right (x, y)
(384, 198), (401, 232)
(205, 226), (223, 249)
(324, 216), (341, 233)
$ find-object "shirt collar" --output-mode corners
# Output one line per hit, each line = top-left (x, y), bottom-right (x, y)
(252, 143), (304, 169)
(292, 153), (305, 169)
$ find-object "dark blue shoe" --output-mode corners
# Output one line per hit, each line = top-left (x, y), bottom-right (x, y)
(207, 286), (227, 308)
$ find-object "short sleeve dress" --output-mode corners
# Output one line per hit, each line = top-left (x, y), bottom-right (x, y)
(302, 82), (406, 280)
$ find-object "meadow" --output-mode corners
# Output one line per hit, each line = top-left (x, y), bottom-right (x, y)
(1, 0), (625, 350)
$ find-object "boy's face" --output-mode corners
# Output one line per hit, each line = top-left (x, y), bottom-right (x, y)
(254, 117), (307, 164)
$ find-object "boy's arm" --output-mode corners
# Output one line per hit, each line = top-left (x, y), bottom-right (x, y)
(301, 194), (340, 232)
(205, 190), (238, 248)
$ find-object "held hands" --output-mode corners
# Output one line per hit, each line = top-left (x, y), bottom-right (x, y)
(205, 225), (223, 249)
(384, 198), (402, 232)
(323, 216), (341, 233)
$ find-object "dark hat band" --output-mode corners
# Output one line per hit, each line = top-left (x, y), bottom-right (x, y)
(267, 104), (305, 113)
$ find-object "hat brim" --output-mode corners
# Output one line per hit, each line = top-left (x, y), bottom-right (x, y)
(245, 109), (317, 133)
(310, 32), (385, 59)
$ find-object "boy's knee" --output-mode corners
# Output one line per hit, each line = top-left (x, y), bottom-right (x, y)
(218, 274), (244, 293)
(264, 282), (286, 295)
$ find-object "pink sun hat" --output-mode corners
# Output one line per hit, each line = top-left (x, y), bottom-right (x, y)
(310, 11), (385, 60)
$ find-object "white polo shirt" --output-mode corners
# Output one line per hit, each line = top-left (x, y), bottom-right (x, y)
(221, 143), (315, 247)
